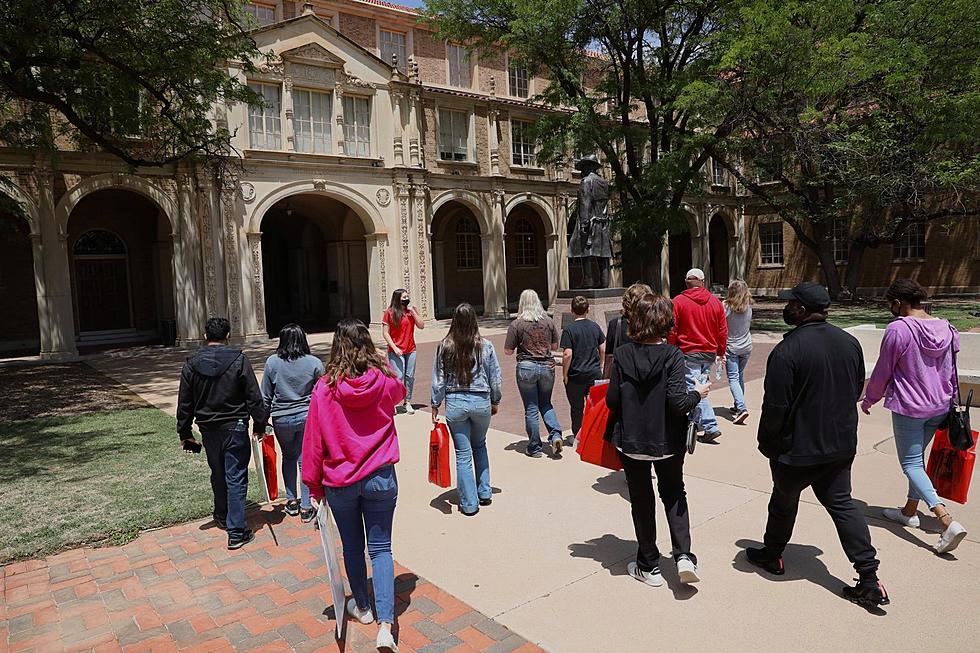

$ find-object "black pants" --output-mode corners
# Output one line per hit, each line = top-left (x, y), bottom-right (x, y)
(764, 457), (879, 579)
(619, 452), (694, 571)
(201, 424), (251, 537)
(564, 377), (595, 437)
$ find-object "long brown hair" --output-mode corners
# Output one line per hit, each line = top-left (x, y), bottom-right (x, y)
(724, 279), (753, 314)
(387, 288), (408, 327)
(324, 319), (395, 386)
(622, 282), (653, 320)
(441, 303), (482, 387)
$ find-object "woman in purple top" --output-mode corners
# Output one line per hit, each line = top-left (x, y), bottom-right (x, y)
(861, 279), (967, 554)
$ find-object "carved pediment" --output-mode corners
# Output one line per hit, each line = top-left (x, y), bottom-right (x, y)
(281, 43), (345, 69)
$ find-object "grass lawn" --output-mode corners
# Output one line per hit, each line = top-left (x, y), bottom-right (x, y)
(751, 298), (980, 333)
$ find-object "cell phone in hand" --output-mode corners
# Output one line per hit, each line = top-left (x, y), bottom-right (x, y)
(182, 439), (202, 454)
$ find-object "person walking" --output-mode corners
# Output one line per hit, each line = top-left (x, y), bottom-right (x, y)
(177, 317), (267, 550)
(602, 283), (652, 377)
(748, 282), (889, 608)
(606, 294), (708, 587)
(383, 288), (424, 415)
(302, 319), (405, 652)
(861, 279), (968, 554)
(561, 296), (606, 439)
(504, 289), (564, 457)
(723, 280), (753, 425)
(431, 303), (503, 516)
(261, 324), (324, 523)
(669, 268), (727, 443)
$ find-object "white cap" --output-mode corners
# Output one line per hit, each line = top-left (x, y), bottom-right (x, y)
(685, 268), (705, 280)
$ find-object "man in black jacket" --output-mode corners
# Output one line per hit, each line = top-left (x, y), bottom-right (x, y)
(747, 282), (889, 608)
(177, 317), (267, 550)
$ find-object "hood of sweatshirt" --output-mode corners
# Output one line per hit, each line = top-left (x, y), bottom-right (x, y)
(681, 286), (714, 305)
(899, 317), (955, 359)
(189, 345), (243, 378)
(328, 367), (392, 408)
(615, 342), (675, 384)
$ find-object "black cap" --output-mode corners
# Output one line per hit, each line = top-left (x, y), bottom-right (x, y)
(777, 282), (831, 311)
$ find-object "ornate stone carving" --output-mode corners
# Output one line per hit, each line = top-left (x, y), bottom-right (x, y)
(258, 55), (285, 76)
(248, 233), (266, 333)
(313, 179), (328, 190)
(198, 186), (218, 317)
(288, 63), (336, 85)
(413, 185), (430, 318)
(377, 234), (388, 310)
(398, 187), (411, 290)
(282, 43), (345, 68)
(491, 189), (506, 204)
(239, 182), (256, 203)
(220, 182), (242, 334)
(343, 68), (375, 89)
(376, 188), (391, 207)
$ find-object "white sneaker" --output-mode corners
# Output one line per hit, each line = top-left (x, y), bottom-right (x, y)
(676, 555), (700, 584)
(404, 402), (416, 415)
(627, 562), (664, 587)
(934, 521), (968, 554)
(346, 598), (374, 625)
(377, 624), (398, 653)
(882, 507), (920, 528)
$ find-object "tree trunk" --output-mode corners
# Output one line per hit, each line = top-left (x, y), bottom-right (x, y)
(643, 251), (663, 293)
(844, 240), (868, 299)
(815, 242), (843, 300)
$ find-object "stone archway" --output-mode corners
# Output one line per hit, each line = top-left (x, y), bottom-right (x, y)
(0, 210), (40, 355)
(430, 201), (487, 318)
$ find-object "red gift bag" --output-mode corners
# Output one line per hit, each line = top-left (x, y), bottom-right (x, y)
(428, 422), (452, 488)
(927, 428), (977, 504)
(575, 382), (623, 471)
(262, 436), (279, 501)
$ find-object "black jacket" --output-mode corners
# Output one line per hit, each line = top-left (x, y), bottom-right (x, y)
(176, 345), (267, 439)
(757, 321), (865, 464)
(606, 342), (701, 457)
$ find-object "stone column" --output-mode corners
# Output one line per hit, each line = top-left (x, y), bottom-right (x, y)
(391, 91), (405, 166)
(34, 167), (77, 359)
(545, 233), (559, 307)
(365, 233), (389, 326)
(408, 90), (421, 167)
(195, 171), (222, 320)
(395, 182), (412, 296)
(411, 183), (432, 321)
(219, 177), (245, 339)
(283, 77), (296, 152)
(660, 234), (671, 295)
(556, 193), (571, 290)
(488, 106), (501, 176)
(334, 81), (346, 155)
(482, 189), (508, 317)
(246, 231), (266, 338)
(174, 173), (206, 343)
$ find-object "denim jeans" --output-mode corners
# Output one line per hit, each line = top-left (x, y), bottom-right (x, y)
(324, 465), (398, 624)
(564, 377), (596, 437)
(388, 351), (417, 403)
(272, 412), (311, 508)
(725, 353), (751, 413)
(446, 393), (492, 513)
(892, 411), (948, 509)
(200, 422), (250, 537)
(684, 359), (719, 434)
(515, 361), (564, 455)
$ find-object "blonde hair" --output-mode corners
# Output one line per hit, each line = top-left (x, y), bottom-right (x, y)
(621, 282), (653, 319)
(517, 289), (546, 322)
(724, 279), (753, 314)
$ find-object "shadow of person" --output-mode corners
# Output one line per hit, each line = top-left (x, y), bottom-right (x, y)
(591, 471), (630, 501)
(504, 440), (530, 456)
(659, 561), (699, 601)
(568, 533), (635, 574)
(858, 501), (955, 559)
(715, 406), (736, 423)
(429, 487), (502, 515)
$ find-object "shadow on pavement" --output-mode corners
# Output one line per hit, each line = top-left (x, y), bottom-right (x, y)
(591, 471), (629, 501)
(859, 501), (956, 559)
(568, 533), (698, 600)
(429, 487), (502, 514)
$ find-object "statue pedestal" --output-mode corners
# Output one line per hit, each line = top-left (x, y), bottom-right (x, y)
(554, 288), (625, 332)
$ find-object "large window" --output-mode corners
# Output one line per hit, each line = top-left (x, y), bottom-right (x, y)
(508, 59), (529, 98)
(342, 96), (371, 157)
(759, 222), (784, 265)
(711, 158), (727, 186)
(293, 89), (332, 154)
(380, 30), (408, 73)
(513, 217), (537, 267)
(455, 216), (482, 270)
(511, 119), (535, 167)
(438, 109), (469, 161)
(894, 223), (926, 260)
(448, 44), (471, 88)
(248, 83), (282, 150)
(246, 2), (276, 25)
(833, 218), (850, 263)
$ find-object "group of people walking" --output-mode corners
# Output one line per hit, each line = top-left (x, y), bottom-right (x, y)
(175, 274), (970, 649)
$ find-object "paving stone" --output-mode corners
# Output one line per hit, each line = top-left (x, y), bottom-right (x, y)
(442, 610), (484, 634)
(484, 634), (527, 653)
(473, 618), (514, 642)
(408, 596), (442, 616)
(414, 619), (453, 643)
(7, 613), (35, 635)
(418, 635), (465, 653)
(276, 623), (310, 647)
(236, 630), (281, 651)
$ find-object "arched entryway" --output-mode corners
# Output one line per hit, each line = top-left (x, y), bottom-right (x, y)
(668, 229), (693, 297)
(708, 213), (731, 289)
(505, 205), (549, 310)
(260, 194), (370, 336)
(0, 211), (39, 356)
(431, 202), (486, 318)
(67, 189), (175, 348)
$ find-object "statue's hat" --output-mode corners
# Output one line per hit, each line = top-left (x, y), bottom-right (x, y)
(574, 154), (601, 171)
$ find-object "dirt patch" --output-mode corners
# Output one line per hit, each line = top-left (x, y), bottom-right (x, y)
(0, 363), (148, 422)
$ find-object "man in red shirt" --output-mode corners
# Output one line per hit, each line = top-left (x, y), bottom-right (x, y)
(669, 268), (727, 442)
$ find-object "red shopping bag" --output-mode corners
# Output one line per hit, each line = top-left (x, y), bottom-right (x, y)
(926, 428), (977, 504)
(428, 422), (452, 488)
(262, 436), (279, 501)
(575, 382), (623, 471)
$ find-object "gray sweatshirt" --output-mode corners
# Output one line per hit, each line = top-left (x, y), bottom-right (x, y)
(725, 305), (753, 356)
(261, 354), (325, 419)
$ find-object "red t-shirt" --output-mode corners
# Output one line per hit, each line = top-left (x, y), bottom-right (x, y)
(383, 308), (417, 354)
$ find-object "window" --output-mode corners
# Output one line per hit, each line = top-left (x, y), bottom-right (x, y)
(511, 119), (535, 167)
(293, 89), (332, 154)
(380, 30), (408, 74)
(455, 216), (482, 269)
(759, 222), (784, 265)
(246, 3), (276, 26)
(832, 218), (850, 263)
(447, 44), (471, 88)
(711, 158), (727, 186)
(513, 217), (537, 266)
(894, 223), (926, 260)
(508, 59), (529, 98)
(248, 83), (282, 149)
(73, 230), (126, 257)
(438, 109), (469, 161)
(342, 96), (371, 157)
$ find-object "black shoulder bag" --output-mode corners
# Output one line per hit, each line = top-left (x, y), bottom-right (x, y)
(944, 339), (974, 451)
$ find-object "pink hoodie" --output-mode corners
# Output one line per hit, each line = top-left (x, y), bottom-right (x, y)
(302, 367), (406, 498)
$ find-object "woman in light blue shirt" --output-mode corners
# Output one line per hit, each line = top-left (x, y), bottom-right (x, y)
(431, 303), (503, 516)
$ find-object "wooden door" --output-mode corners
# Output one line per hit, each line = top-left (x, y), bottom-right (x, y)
(75, 258), (132, 331)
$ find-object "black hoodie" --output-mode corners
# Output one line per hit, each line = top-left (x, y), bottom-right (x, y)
(606, 342), (702, 458)
(176, 345), (268, 439)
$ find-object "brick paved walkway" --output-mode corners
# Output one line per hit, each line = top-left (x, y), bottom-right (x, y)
(1, 507), (542, 653)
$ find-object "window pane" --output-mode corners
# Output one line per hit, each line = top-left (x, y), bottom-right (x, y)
(833, 218), (849, 263)
(248, 82), (281, 149)
(511, 120), (535, 166)
(343, 96), (371, 156)
(894, 223), (925, 260)
(514, 217), (537, 266)
(246, 3), (276, 26)
(438, 109), (469, 161)
(455, 217), (482, 269)
(759, 223), (784, 265)
(381, 30), (408, 73)
(448, 44), (470, 88)
(508, 60), (529, 98)
(712, 158), (726, 186)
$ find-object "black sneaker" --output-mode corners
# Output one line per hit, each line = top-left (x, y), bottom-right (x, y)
(746, 547), (785, 575)
(479, 497), (493, 506)
(697, 431), (722, 444)
(284, 500), (300, 517)
(227, 529), (255, 550)
(213, 517), (227, 530)
(843, 578), (890, 607)
(300, 506), (316, 523)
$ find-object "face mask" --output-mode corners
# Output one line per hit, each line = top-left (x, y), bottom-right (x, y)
(782, 305), (798, 326)
(889, 301), (900, 318)
(402, 298), (411, 306)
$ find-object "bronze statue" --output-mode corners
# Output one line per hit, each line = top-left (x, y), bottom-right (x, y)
(568, 155), (612, 288)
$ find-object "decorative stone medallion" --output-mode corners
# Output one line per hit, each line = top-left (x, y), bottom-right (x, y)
(239, 182), (256, 203)
(376, 188), (391, 207)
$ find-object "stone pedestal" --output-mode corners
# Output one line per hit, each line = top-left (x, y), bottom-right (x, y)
(554, 288), (625, 332)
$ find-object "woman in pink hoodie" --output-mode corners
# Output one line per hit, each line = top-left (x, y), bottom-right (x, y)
(861, 279), (967, 554)
(302, 319), (405, 652)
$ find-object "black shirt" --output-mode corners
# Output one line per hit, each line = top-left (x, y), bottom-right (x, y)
(560, 318), (606, 381)
(605, 316), (634, 355)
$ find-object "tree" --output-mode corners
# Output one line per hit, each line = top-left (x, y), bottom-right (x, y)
(0, 0), (265, 169)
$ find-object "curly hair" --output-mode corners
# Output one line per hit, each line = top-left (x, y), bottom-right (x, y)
(621, 282), (653, 319)
(884, 279), (928, 307)
(323, 319), (396, 386)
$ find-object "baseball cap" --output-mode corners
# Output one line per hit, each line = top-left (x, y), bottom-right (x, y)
(777, 282), (831, 311)
(685, 268), (705, 281)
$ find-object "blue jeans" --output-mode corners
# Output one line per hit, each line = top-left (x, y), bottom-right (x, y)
(272, 412), (311, 508)
(200, 422), (250, 537)
(685, 359), (719, 434)
(388, 351), (416, 403)
(892, 412), (947, 509)
(324, 465), (397, 624)
(725, 353), (750, 413)
(446, 394), (492, 513)
(515, 361), (563, 455)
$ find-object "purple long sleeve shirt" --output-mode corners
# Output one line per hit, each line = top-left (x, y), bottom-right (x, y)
(862, 317), (959, 418)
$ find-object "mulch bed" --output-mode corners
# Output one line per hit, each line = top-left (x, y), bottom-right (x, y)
(0, 363), (148, 422)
